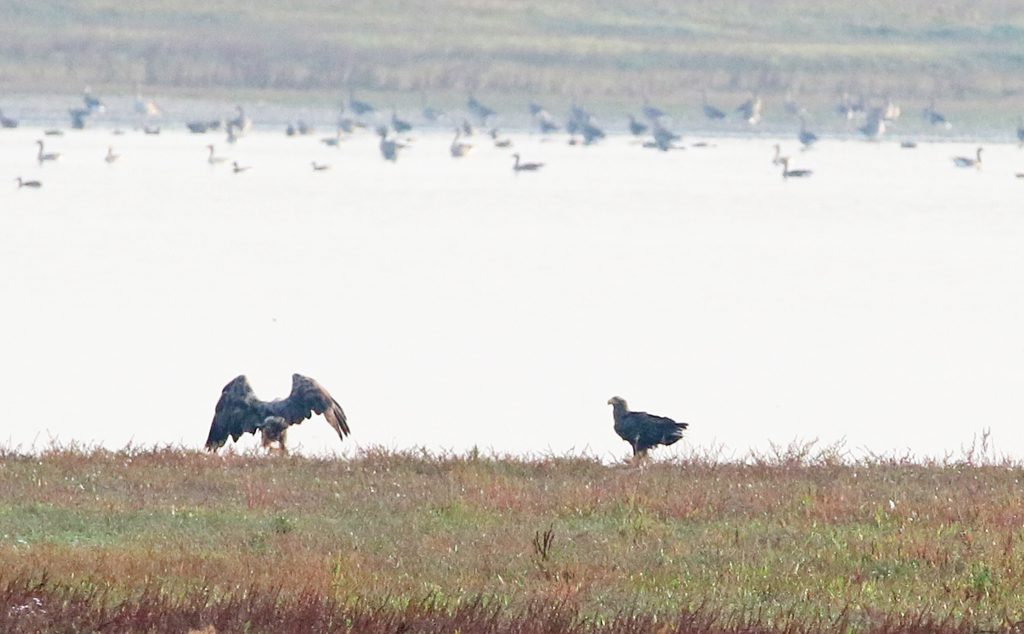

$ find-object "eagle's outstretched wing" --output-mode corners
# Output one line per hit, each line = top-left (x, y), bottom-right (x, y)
(276, 373), (350, 441)
(205, 375), (267, 450)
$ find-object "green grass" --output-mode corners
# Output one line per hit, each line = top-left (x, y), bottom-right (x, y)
(1, 444), (1024, 631)
(0, 0), (1022, 121)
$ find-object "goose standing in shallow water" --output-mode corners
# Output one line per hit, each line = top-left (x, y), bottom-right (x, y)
(0, 109), (18, 128)
(377, 126), (403, 162)
(512, 154), (544, 172)
(701, 91), (726, 120)
(450, 129), (473, 157)
(952, 147), (983, 169)
(798, 117), (818, 148)
(736, 94), (763, 125)
(105, 146), (120, 164)
(16, 177), (42, 189)
(781, 157), (812, 179)
(36, 140), (60, 165)
(206, 144), (228, 165)
(628, 115), (648, 137)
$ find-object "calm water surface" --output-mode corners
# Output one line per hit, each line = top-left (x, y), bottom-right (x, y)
(1, 128), (1022, 458)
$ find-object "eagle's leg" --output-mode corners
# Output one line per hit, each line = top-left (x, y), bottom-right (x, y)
(277, 429), (289, 455)
(261, 417), (289, 455)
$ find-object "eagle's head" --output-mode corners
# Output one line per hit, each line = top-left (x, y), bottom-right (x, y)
(607, 396), (627, 408)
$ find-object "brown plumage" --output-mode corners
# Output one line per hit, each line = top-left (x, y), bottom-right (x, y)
(205, 374), (349, 454)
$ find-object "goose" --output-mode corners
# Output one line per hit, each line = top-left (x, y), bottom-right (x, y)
(923, 99), (952, 129)
(512, 153), (544, 172)
(648, 121), (680, 151)
(36, 140), (61, 165)
(781, 157), (812, 179)
(226, 105), (252, 140)
(15, 177), (42, 189)
(836, 92), (865, 120)
(858, 109), (886, 140)
(43, 129), (63, 136)
(798, 117), (818, 148)
(69, 108), (90, 129)
(377, 126), (403, 162)
(232, 161), (251, 174)
(701, 92), (726, 120)
(105, 146), (120, 163)
(771, 144), (788, 166)
(628, 115), (648, 137)
(82, 87), (106, 113)
(321, 130), (343, 147)
(206, 144), (228, 165)
(348, 91), (375, 116)
(467, 95), (495, 123)
(391, 111), (412, 134)
(900, 141), (918, 149)
(143, 126), (160, 135)
(311, 162), (331, 172)
(736, 94), (763, 125)
(532, 106), (560, 134)
(0, 109), (18, 128)
(489, 128), (512, 148)
(450, 129), (473, 157)
(641, 99), (667, 123)
(186, 120), (220, 134)
(952, 147), (983, 169)
(882, 97), (901, 123)
(134, 91), (161, 119)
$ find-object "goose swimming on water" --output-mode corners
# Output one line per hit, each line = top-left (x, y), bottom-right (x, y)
(952, 147), (982, 169)
(311, 162), (330, 172)
(16, 177), (42, 189)
(232, 161), (251, 174)
(450, 129), (473, 157)
(206, 144), (228, 165)
(798, 117), (818, 148)
(781, 157), (812, 179)
(36, 140), (61, 165)
(512, 153), (544, 172)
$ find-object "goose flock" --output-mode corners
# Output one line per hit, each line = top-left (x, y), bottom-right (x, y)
(5, 88), (1024, 190)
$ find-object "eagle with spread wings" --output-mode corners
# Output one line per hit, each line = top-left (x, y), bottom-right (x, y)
(608, 396), (688, 461)
(205, 373), (350, 454)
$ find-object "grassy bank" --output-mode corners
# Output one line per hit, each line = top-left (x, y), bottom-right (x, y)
(0, 0), (1023, 115)
(1, 445), (1023, 632)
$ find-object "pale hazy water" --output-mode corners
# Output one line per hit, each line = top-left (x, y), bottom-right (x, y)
(1, 128), (1022, 459)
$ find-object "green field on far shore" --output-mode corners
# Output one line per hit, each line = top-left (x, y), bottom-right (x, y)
(1, 0), (1023, 123)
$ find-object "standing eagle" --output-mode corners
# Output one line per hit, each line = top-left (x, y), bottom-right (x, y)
(205, 374), (349, 454)
(608, 396), (688, 460)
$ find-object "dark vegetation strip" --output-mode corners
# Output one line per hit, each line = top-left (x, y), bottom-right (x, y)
(0, 574), (993, 634)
